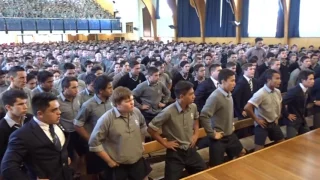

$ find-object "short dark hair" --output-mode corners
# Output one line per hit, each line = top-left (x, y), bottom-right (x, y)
(179, 61), (189, 68)
(298, 70), (314, 83)
(264, 69), (280, 83)
(85, 73), (96, 85)
(267, 52), (275, 59)
(154, 61), (163, 68)
(203, 53), (212, 59)
(310, 54), (318, 59)
(226, 61), (236, 68)
(248, 56), (258, 64)
(174, 81), (194, 98)
(91, 65), (103, 74)
(193, 64), (204, 72)
(120, 60), (128, 67)
(63, 63), (75, 73)
(111, 87), (132, 106)
(241, 63), (253, 71)
(147, 67), (159, 76)
(209, 63), (221, 74)
(94, 75), (113, 94)
(255, 37), (263, 43)
(8, 66), (25, 77)
(269, 58), (280, 66)
(300, 55), (310, 63)
(84, 60), (93, 67)
(2, 89), (28, 106)
(218, 69), (235, 84)
(61, 76), (78, 90)
(27, 73), (36, 83)
(37, 70), (53, 84)
(32, 92), (58, 116)
(129, 60), (140, 68)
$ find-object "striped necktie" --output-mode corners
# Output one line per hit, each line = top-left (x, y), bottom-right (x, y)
(49, 125), (62, 151)
(249, 79), (253, 92)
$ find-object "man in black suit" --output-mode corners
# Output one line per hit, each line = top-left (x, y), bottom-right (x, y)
(1, 93), (72, 180)
(282, 70), (315, 139)
(195, 64), (222, 112)
(233, 63), (259, 120)
(0, 90), (33, 178)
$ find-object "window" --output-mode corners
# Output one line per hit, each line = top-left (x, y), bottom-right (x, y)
(248, 0), (279, 37)
(159, 0), (172, 18)
(299, 0), (320, 37)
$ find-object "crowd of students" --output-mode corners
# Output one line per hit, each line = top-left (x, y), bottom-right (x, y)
(0, 0), (113, 19)
(0, 38), (320, 180)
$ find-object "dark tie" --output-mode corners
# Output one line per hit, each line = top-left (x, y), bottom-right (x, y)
(249, 79), (253, 92)
(49, 124), (62, 151)
(13, 124), (21, 129)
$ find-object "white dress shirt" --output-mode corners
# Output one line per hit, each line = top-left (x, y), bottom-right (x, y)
(299, 83), (308, 93)
(210, 76), (219, 88)
(4, 114), (25, 128)
(33, 117), (65, 147)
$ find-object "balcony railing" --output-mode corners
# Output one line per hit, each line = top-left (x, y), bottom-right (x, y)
(0, 17), (122, 33)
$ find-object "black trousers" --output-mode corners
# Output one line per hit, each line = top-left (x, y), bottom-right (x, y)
(102, 158), (151, 180)
(164, 147), (206, 180)
(209, 133), (243, 167)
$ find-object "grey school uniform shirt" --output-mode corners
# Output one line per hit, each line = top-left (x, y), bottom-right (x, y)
(89, 107), (148, 164)
(74, 94), (112, 134)
(78, 88), (94, 105)
(248, 85), (282, 125)
(57, 93), (81, 132)
(132, 80), (170, 115)
(31, 85), (59, 97)
(200, 87), (234, 137)
(149, 101), (199, 150)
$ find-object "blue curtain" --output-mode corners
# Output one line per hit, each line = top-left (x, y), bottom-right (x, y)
(276, 0), (284, 37)
(155, 0), (160, 19)
(205, 0), (221, 37)
(177, 0), (200, 37)
(220, 0), (236, 37)
(288, 0), (300, 37)
(241, 0), (249, 37)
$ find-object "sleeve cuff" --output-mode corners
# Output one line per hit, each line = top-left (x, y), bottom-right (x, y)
(248, 100), (259, 108)
(73, 119), (84, 127)
(148, 122), (161, 132)
(89, 145), (104, 152)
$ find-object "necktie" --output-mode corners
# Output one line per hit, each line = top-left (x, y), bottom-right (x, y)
(49, 125), (62, 151)
(13, 124), (21, 129)
(249, 79), (253, 92)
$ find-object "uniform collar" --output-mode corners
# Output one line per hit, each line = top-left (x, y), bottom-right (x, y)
(264, 84), (274, 93)
(299, 83), (308, 93)
(5, 114), (25, 128)
(85, 88), (94, 96)
(113, 107), (132, 118)
(175, 101), (190, 113)
(218, 87), (231, 97)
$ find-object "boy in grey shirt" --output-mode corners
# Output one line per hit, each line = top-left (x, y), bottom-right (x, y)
(133, 67), (170, 124)
(245, 69), (284, 151)
(89, 87), (151, 180)
(200, 69), (246, 166)
(148, 81), (206, 180)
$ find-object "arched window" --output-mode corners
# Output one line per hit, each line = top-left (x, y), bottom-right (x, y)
(299, 0), (320, 37)
(248, 0), (279, 37)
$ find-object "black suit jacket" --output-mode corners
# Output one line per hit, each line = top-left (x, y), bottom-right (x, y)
(282, 85), (309, 125)
(1, 119), (72, 180)
(232, 76), (259, 119)
(0, 114), (33, 168)
(195, 78), (217, 112)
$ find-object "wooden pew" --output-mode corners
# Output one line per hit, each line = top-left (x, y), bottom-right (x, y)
(144, 103), (315, 179)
